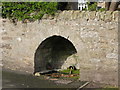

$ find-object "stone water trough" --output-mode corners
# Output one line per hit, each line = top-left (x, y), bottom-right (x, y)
(34, 66), (79, 79)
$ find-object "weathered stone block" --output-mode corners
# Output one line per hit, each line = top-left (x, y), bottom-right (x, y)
(2, 36), (12, 40)
(112, 11), (119, 21)
(99, 11), (106, 20)
(89, 11), (96, 20)
(104, 11), (113, 22)
(2, 44), (12, 49)
(42, 14), (49, 19)
(72, 10), (80, 20)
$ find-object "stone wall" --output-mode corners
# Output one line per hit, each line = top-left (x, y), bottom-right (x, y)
(1, 11), (119, 86)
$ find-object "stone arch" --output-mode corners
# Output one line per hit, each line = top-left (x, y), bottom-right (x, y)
(34, 35), (77, 73)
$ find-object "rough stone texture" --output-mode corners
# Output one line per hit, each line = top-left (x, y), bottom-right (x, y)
(1, 11), (119, 86)
(61, 54), (80, 69)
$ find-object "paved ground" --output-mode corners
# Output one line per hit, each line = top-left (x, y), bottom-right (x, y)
(2, 69), (86, 90)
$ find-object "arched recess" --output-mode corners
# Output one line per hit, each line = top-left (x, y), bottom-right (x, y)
(34, 35), (77, 73)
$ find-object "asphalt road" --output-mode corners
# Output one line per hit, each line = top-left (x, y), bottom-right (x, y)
(2, 69), (86, 90)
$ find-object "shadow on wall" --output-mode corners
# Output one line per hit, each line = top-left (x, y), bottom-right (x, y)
(34, 35), (77, 73)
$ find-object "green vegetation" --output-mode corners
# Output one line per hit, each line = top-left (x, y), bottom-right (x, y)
(2, 2), (107, 22)
(98, 8), (106, 12)
(59, 69), (80, 79)
(83, 2), (105, 11)
(87, 2), (97, 11)
(60, 69), (80, 74)
(96, 88), (118, 90)
(2, 2), (58, 21)
(96, 86), (118, 90)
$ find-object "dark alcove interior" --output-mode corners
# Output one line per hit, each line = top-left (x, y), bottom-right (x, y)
(34, 35), (77, 73)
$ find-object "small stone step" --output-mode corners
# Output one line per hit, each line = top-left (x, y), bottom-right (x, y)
(39, 70), (58, 75)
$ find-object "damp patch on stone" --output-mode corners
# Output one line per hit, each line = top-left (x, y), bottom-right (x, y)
(54, 79), (72, 84)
